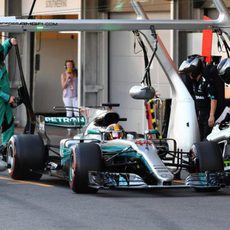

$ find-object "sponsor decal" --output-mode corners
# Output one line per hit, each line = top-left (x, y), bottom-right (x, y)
(135, 140), (152, 145)
(0, 22), (58, 26)
(45, 116), (86, 127)
(195, 95), (205, 100)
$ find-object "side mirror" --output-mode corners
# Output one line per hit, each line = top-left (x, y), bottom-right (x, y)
(129, 85), (155, 100)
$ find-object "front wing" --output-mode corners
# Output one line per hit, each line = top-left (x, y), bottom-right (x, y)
(87, 171), (226, 190)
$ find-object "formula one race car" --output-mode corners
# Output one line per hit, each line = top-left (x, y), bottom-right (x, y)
(3, 104), (228, 193)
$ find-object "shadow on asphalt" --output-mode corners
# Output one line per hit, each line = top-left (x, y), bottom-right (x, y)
(92, 187), (230, 198)
(2, 171), (230, 198)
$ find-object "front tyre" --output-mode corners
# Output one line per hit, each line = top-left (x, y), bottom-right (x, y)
(8, 134), (46, 180)
(190, 141), (223, 172)
(69, 143), (102, 193)
(189, 141), (224, 192)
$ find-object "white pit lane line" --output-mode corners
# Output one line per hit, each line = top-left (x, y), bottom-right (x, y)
(0, 176), (53, 187)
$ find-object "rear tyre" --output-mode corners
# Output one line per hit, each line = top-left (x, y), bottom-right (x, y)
(69, 143), (102, 193)
(8, 134), (46, 180)
(190, 141), (224, 192)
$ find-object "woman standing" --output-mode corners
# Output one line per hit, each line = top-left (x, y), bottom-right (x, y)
(61, 59), (78, 117)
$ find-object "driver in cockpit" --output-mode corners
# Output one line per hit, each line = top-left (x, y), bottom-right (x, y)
(105, 123), (125, 140)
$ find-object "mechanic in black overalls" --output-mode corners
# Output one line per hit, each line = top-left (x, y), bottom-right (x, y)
(179, 55), (218, 140)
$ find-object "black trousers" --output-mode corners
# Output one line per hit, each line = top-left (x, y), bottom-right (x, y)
(197, 110), (212, 141)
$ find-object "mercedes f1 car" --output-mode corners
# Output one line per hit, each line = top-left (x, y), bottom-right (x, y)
(2, 104), (229, 193)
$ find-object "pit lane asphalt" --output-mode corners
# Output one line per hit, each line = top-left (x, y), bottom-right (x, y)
(0, 127), (230, 230)
(1, 170), (230, 230)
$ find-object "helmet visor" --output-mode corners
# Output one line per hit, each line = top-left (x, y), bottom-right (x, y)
(111, 131), (122, 139)
(179, 60), (190, 73)
(179, 56), (200, 74)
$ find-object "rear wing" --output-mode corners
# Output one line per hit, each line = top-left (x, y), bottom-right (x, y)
(36, 115), (86, 137)
(36, 106), (86, 129)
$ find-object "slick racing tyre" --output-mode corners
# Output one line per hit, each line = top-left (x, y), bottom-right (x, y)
(8, 134), (46, 180)
(69, 143), (102, 193)
(189, 141), (224, 192)
(190, 141), (224, 172)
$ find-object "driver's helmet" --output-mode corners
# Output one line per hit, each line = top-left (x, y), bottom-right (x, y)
(179, 55), (204, 78)
(217, 58), (230, 84)
(106, 123), (125, 140)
